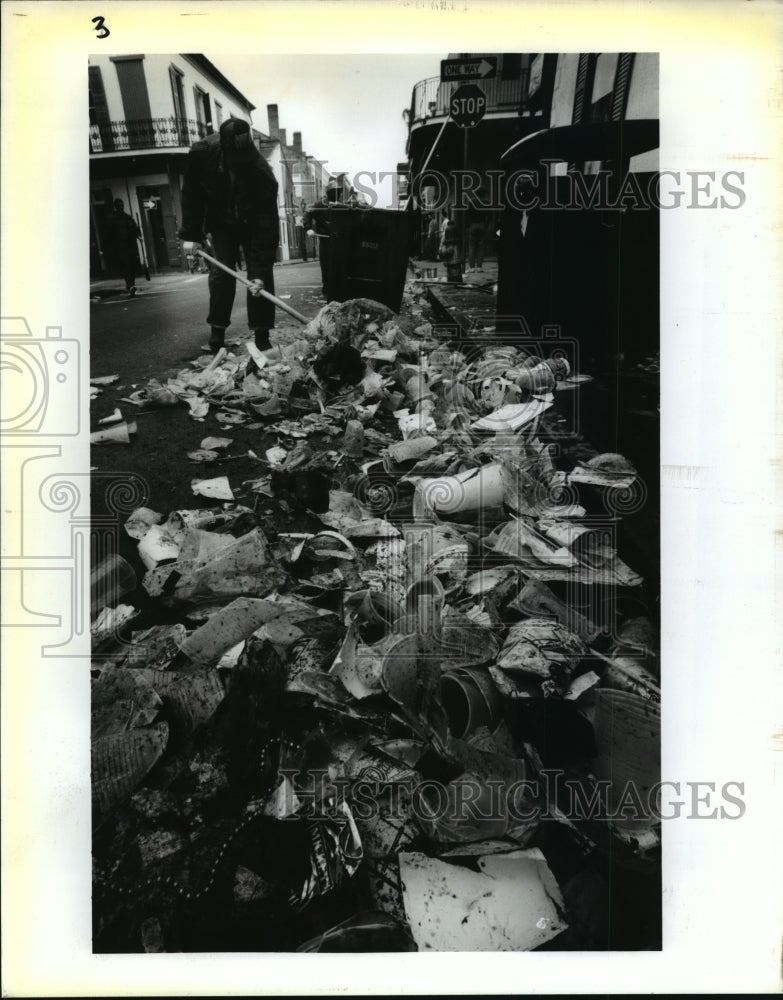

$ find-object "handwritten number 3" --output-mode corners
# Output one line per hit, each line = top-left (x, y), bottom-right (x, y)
(92, 16), (110, 39)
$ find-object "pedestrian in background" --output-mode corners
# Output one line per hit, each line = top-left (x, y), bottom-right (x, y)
(179, 118), (280, 353)
(424, 215), (439, 261)
(304, 177), (343, 300)
(296, 200), (308, 261)
(106, 199), (142, 297)
(465, 193), (493, 273)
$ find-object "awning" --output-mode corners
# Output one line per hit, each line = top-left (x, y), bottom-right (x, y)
(501, 119), (659, 165)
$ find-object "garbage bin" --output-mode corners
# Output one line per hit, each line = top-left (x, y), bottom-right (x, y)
(310, 207), (414, 312)
(496, 119), (659, 372)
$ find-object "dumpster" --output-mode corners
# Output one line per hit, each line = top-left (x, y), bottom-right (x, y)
(310, 207), (415, 313)
(496, 120), (659, 372)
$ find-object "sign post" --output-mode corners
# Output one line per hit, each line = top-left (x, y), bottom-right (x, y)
(446, 84), (488, 264)
(449, 84), (488, 128)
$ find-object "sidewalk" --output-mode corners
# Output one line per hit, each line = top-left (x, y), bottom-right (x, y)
(90, 272), (190, 301)
(415, 257), (499, 335)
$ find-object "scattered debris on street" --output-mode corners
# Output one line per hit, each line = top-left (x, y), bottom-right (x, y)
(91, 277), (660, 953)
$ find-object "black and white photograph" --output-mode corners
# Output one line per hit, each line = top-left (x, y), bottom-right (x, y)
(2, 1), (782, 993)
(87, 49), (663, 954)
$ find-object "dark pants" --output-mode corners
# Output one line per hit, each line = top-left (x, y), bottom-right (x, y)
(317, 239), (331, 299)
(206, 225), (275, 332)
(112, 252), (137, 291)
(468, 224), (487, 269)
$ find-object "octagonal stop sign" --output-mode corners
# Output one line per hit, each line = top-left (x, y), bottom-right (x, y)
(449, 83), (487, 128)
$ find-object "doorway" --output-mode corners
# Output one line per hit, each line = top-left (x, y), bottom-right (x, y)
(136, 185), (182, 271)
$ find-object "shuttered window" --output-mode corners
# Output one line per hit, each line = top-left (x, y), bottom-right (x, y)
(89, 65), (114, 152)
(611, 53), (635, 121)
(112, 56), (152, 147)
(112, 56), (151, 121)
(88, 66), (110, 126)
(572, 54), (597, 125)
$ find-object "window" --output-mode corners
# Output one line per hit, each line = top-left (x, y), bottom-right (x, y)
(88, 66), (114, 151)
(214, 101), (223, 126)
(572, 54), (598, 125)
(111, 56), (153, 147)
(193, 86), (212, 136)
(611, 53), (635, 122)
(169, 65), (188, 145)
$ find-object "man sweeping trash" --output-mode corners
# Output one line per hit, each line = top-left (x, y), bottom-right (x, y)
(179, 118), (280, 353)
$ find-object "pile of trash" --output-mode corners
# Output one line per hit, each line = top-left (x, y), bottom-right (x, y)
(91, 293), (660, 953)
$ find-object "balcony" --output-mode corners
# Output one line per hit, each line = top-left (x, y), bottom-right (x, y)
(90, 117), (209, 154)
(409, 73), (530, 129)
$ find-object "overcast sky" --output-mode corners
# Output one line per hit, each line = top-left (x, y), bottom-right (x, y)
(212, 53), (444, 205)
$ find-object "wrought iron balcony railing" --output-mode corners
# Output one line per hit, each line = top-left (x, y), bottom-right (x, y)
(89, 117), (210, 153)
(409, 73), (530, 128)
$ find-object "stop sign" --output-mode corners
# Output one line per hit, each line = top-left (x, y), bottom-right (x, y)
(449, 83), (487, 128)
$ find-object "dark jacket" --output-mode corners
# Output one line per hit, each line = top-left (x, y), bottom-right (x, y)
(303, 194), (336, 236)
(105, 210), (140, 265)
(178, 133), (279, 254)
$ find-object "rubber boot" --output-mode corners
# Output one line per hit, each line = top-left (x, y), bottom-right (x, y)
(253, 328), (271, 351)
(209, 326), (226, 353)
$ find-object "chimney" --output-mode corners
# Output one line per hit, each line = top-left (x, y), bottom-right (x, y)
(279, 128), (287, 147)
(293, 131), (303, 155)
(267, 104), (279, 139)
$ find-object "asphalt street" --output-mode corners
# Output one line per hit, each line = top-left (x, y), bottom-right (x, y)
(89, 261), (326, 539)
(90, 261), (324, 383)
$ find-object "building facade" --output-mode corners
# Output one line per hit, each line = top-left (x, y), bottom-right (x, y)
(403, 53), (550, 255)
(89, 53), (255, 276)
(254, 104), (346, 262)
(89, 57), (335, 275)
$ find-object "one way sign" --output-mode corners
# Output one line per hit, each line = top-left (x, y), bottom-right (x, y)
(440, 56), (497, 82)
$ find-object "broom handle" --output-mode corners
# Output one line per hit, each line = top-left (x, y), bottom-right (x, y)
(196, 249), (308, 325)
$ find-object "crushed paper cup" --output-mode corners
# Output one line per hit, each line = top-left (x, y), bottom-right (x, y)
(497, 618), (586, 687)
(165, 509), (233, 542)
(595, 651), (661, 702)
(440, 668), (503, 739)
(177, 596), (283, 665)
(330, 627), (386, 699)
(176, 527), (236, 562)
(90, 420), (137, 445)
(342, 419), (365, 458)
(135, 668), (225, 734)
(124, 507), (163, 541)
(137, 523), (181, 570)
(486, 517), (576, 567)
(90, 554), (138, 616)
(143, 528), (286, 604)
(98, 408), (123, 425)
(92, 723), (169, 816)
(91, 603), (138, 642)
(382, 435), (438, 471)
(471, 398), (552, 432)
(417, 463), (505, 516)
(510, 577), (600, 643)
